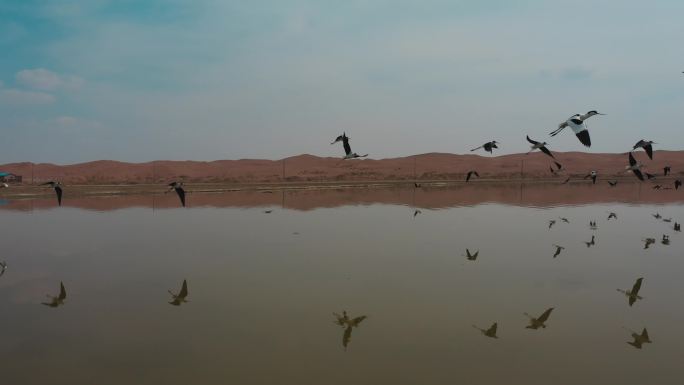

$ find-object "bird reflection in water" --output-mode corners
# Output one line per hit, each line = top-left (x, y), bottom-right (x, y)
(661, 235), (670, 245)
(465, 249), (479, 261)
(473, 322), (498, 339)
(333, 310), (367, 350)
(585, 235), (596, 248)
(626, 328), (652, 349)
(643, 238), (656, 249)
(617, 277), (644, 307)
(42, 281), (67, 308)
(524, 308), (554, 329)
(168, 279), (189, 306)
(0, 261), (6, 278)
(552, 245), (564, 258)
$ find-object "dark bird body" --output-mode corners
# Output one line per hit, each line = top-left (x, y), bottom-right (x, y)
(333, 311), (367, 350)
(617, 277), (643, 307)
(41, 181), (63, 206)
(168, 279), (189, 306)
(42, 282), (67, 307)
(524, 308), (554, 329)
(167, 181), (186, 207)
(470, 141), (499, 154)
(473, 323), (498, 338)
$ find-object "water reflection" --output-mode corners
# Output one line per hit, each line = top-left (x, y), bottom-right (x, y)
(626, 328), (652, 349)
(41, 282), (67, 308)
(473, 322), (499, 339)
(168, 279), (189, 306)
(333, 311), (367, 350)
(524, 307), (554, 330)
(552, 245), (564, 258)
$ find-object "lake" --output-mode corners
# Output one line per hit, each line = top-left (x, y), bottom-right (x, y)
(1, 182), (683, 385)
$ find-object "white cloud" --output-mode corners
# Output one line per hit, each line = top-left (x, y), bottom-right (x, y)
(0, 89), (56, 105)
(15, 68), (84, 91)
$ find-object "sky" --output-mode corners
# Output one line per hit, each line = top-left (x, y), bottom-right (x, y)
(1, 0), (683, 164)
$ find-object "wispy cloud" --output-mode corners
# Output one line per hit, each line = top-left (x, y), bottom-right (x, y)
(0, 88), (55, 105)
(16, 68), (84, 91)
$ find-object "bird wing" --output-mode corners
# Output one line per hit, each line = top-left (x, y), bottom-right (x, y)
(473, 250), (479, 258)
(466, 172), (472, 182)
(176, 187), (186, 207)
(575, 130), (591, 147)
(539, 146), (555, 159)
(488, 323), (498, 335)
(351, 316), (367, 326)
(178, 279), (188, 298)
(331, 135), (344, 144)
(342, 137), (352, 155)
(644, 144), (653, 159)
(474, 171), (479, 177)
(631, 278), (643, 295)
(641, 328), (650, 341)
(59, 282), (66, 300)
(537, 308), (554, 322)
(526, 136), (539, 145)
(55, 186), (63, 206)
(629, 152), (637, 166)
(632, 168), (644, 181)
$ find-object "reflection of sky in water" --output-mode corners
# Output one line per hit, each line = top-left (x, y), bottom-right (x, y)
(0, 191), (683, 385)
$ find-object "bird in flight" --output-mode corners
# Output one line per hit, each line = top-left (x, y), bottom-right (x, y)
(550, 110), (605, 147)
(42, 281), (67, 308)
(552, 245), (564, 258)
(41, 181), (63, 206)
(167, 181), (186, 207)
(524, 307), (554, 330)
(625, 152), (645, 181)
(633, 140), (656, 160)
(661, 235), (670, 245)
(168, 279), (189, 306)
(548, 219), (556, 229)
(617, 277), (644, 307)
(413, 209), (422, 217)
(663, 166), (671, 176)
(585, 235), (596, 248)
(333, 133), (368, 160)
(473, 322), (499, 339)
(607, 212), (617, 220)
(333, 310), (368, 350)
(466, 171), (480, 182)
(584, 171), (598, 184)
(470, 141), (499, 154)
(465, 249), (479, 261)
(526, 136), (556, 159)
(559, 217), (569, 223)
(643, 238), (656, 249)
(608, 180), (618, 187)
(626, 328), (652, 349)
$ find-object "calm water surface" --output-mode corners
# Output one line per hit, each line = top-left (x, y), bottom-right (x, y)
(1, 184), (683, 385)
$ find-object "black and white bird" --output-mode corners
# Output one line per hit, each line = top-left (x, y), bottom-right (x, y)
(550, 110), (605, 147)
(626, 328), (652, 349)
(559, 217), (569, 223)
(466, 170), (480, 182)
(168, 279), (189, 306)
(584, 171), (598, 184)
(661, 234), (670, 245)
(663, 166), (671, 176)
(552, 245), (564, 258)
(333, 310), (367, 350)
(608, 212), (617, 220)
(0, 261), (6, 278)
(473, 322), (498, 339)
(526, 136), (556, 159)
(524, 307), (554, 329)
(674, 222), (681, 232)
(334, 133), (368, 159)
(42, 281), (67, 308)
(41, 181), (63, 206)
(633, 140), (656, 160)
(585, 235), (596, 248)
(413, 209), (422, 217)
(617, 278), (644, 307)
(465, 249), (479, 261)
(625, 152), (645, 181)
(470, 141), (499, 154)
(167, 181), (186, 207)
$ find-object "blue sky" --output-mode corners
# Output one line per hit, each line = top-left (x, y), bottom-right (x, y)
(1, 0), (683, 164)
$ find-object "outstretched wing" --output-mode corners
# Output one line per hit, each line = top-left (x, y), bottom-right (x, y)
(351, 315), (367, 326)
(178, 279), (188, 298)
(631, 278), (643, 295)
(644, 144), (653, 160)
(55, 186), (63, 206)
(537, 308), (554, 322)
(576, 130), (591, 147)
(487, 322), (498, 335)
(342, 136), (352, 156)
(628, 152), (637, 166)
(526, 135), (539, 145)
(176, 187), (186, 207)
(58, 281), (67, 300)
(539, 146), (555, 159)
(632, 169), (644, 181)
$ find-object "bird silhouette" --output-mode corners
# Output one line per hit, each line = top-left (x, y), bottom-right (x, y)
(0, 261), (6, 278)
(652, 213), (662, 220)
(526, 136), (556, 159)
(40, 181), (63, 206)
(661, 235), (670, 245)
(674, 222), (681, 232)
(633, 140), (656, 160)
(473, 322), (498, 339)
(552, 245), (565, 258)
(643, 238), (656, 249)
(584, 171), (598, 184)
(607, 212), (617, 220)
(333, 311), (367, 350)
(550, 111), (604, 147)
(168, 279), (189, 306)
(465, 249), (479, 261)
(663, 166), (671, 176)
(466, 171), (480, 182)
(548, 220), (556, 229)
(625, 152), (645, 181)
(585, 235), (596, 248)
(167, 181), (186, 207)
(470, 141), (499, 154)
(413, 209), (422, 217)
(42, 281), (67, 308)
(524, 307), (554, 329)
(617, 277), (643, 307)
(559, 217), (569, 223)
(675, 180), (682, 190)
(626, 328), (652, 349)
(333, 133), (368, 159)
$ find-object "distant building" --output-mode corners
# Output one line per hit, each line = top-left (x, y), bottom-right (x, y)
(0, 172), (22, 183)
